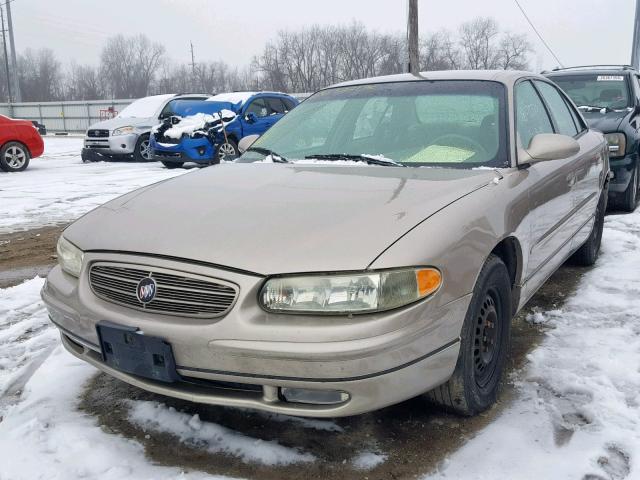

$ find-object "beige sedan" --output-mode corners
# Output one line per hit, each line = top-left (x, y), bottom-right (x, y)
(42, 70), (608, 417)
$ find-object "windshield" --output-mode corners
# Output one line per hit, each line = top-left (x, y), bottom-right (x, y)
(117, 95), (174, 119)
(551, 74), (631, 110)
(237, 80), (508, 168)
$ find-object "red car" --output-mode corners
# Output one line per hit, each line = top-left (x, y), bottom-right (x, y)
(0, 115), (44, 172)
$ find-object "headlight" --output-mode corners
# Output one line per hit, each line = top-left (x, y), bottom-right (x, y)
(57, 236), (84, 277)
(112, 126), (135, 136)
(260, 268), (442, 314)
(605, 133), (626, 158)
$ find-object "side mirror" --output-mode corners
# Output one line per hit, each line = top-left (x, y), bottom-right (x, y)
(238, 134), (261, 153)
(519, 133), (580, 165)
(245, 112), (257, 124)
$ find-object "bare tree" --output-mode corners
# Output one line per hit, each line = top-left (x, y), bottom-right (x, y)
(100, 34), (165, 98)
(459, 17), (500, 69)
(497, 32), (532, 70)
(18, 48), (63, 101)
(65, 63), (104, 100)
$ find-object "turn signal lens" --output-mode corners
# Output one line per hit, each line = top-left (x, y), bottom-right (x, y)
(416, 268), (442, 296)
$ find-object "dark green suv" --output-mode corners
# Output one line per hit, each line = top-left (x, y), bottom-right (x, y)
(545, 66), (640, 211)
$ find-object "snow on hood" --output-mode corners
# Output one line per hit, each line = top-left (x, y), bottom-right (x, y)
(158, 110), (237, 139)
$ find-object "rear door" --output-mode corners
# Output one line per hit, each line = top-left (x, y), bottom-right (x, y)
(517, 80), (578, 281)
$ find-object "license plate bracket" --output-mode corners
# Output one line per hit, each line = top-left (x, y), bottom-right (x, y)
(96, 321), (180, 383)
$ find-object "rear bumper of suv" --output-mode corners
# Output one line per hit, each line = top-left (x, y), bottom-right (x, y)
(41, 252), (467, 417)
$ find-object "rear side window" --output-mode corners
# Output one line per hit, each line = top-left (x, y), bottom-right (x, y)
(534, 81), (578, 137)
(282, 98), (296, 111)
(516, 81), (554, 148)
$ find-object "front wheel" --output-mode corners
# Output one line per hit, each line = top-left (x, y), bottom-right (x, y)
(215, 139), (239, 162)
(134, 134), (153, 162)
(427, 254), (512, 416)
(0, 142), (30, 172)
(161, 161), (184, 169)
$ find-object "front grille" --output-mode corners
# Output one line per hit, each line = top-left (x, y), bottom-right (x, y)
(87, 129), (109, 138)
(156, 135), (181, 145)
(89, 263), (238, 318)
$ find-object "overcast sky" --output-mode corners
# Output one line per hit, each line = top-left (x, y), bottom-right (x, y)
(12, 0), (636, 72)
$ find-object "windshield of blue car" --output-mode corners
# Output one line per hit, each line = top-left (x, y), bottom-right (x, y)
(550, 74), (632, 110)
(237, 80), (508, 168)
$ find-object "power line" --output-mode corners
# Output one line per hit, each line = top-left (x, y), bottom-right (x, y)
(513, 0), (564, 68)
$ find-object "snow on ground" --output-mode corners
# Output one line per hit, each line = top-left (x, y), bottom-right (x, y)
(426, 211), (640, 480)
(0, 137), (188, 234)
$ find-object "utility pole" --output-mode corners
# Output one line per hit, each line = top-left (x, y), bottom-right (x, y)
(407, 0), (419, 75)
(632, 0), (640, 69)
(5, 0), (20, 102)
(190, 41), (196, 91)
(0, 5), (12, 103)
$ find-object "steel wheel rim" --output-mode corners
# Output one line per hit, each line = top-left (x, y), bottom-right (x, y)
(140, 139), (151, 160)
(218, 142), (236, 160)
(473, 290), (502, 388)
(4, 146), (26, 168)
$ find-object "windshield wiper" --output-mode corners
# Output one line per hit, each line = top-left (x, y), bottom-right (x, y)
(578, 105), (612, 113)
(247, 147), (289, 163)
(304, 153), (405, 167)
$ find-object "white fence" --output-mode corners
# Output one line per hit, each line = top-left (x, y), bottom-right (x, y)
(0, 94), (312, 134)
(0, 99), (134, 133)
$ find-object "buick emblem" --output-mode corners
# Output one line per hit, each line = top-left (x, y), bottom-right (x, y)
(136, 276), (157, 303)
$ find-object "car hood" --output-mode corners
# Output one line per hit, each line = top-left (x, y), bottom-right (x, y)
(64, 164), (498, 275)
(87, 116), (153, 131)
(581, 110), (630, 133)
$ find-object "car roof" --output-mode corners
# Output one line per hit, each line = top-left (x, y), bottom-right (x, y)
(326, 70), (543, 90)
(545, 69), (635, 77)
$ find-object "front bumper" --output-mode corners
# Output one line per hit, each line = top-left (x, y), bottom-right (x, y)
(84, 133), (138, 156)
(609, 152), (638, 193)
(151, 137), (215, 163)
(41, 252), (468, 417)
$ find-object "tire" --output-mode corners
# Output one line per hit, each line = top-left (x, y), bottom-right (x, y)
(133, 134), (153, 162)
(617, 164), (638, 212)
(427, 254), (512, 416)
(571, 189), (606, 266)
(0, 142), (30, 172)
(161, 161), (184, 169)
(215, 139), (239, 162)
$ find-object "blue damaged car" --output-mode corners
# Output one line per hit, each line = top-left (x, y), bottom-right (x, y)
(151, 92), (299, 168)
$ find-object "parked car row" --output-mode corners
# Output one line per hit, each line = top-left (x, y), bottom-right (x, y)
(43, 69), (619, 419)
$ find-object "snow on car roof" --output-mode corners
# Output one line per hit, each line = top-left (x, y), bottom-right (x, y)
(207, 92), (258, 105)
(117, 94), (176, 119)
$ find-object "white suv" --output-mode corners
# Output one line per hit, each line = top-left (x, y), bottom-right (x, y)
(82, 93), (210, 162)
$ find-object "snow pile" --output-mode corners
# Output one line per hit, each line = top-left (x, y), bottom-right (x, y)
(207, 92), (256, 106)
(160, 110), (236, 140)
(127, 400), (315, 465)
(352, 451), (388, 470)
(0, 277), (55, 410)
(0, 137), (188, 233)
(427, 211), (640, 480)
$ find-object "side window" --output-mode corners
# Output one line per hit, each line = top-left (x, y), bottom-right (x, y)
(266, 97), (287, 115)
(515, 80), (554, 148)
(534, 81), (579, 137)
(564, 96), (586, 133)
(159, 100), (178, 118)
(246, 98), (269, 118)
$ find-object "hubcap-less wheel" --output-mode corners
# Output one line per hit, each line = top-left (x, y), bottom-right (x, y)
(139, 139), (151, 161)
(218, 142), (237, 161)
(473, 291), (501, 388)
(4, 145), (27, 169)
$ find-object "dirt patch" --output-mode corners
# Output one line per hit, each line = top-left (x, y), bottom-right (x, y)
(78, 263), (589, 480)
(0, 225), (65, 287)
